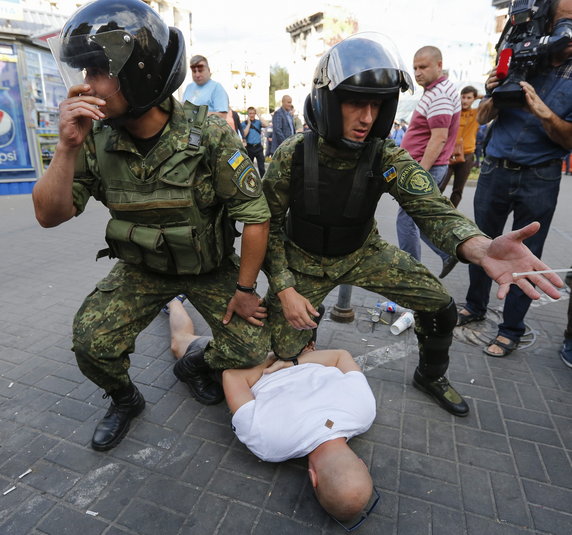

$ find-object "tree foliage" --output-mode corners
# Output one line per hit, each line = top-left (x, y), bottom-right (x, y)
(269, 64), (289, 112)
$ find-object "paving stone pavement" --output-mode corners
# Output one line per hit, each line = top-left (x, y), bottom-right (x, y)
(0, 177), (571, 535)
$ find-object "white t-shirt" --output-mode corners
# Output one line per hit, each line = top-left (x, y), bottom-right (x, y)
(231, 363), (376, 462)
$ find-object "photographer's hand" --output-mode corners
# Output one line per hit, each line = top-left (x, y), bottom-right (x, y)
(520, 81), (551, 119)
(477, 70), (500, 124)
(521, 81), (572, 150)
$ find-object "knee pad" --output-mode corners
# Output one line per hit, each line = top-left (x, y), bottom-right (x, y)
(416, 298), (457, 337)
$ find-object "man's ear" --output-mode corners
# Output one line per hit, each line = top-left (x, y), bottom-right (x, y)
(308, 467), (318, 489)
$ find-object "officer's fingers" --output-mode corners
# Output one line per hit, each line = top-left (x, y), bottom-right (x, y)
(252, 308), (268, 318)
(246, 316), (265, 327)
(68, 84), (90, 98)
(222, 305), (233, 325)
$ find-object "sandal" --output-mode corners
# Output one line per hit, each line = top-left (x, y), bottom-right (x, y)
(162, 294), (186, 315)
(483, 336), (518, 358)
(457, 309), (486, 326)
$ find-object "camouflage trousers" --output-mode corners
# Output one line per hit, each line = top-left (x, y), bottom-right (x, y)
(73, 258), (270, 393)
(267, 235), (452, 364)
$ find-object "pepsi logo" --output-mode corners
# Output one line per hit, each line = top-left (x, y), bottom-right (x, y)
(0, 109), (15, 148)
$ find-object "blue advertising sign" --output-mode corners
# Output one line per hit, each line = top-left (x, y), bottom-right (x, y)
(0, 51), (34, 175)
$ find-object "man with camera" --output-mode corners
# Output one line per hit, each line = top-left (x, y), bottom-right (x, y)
(459, 0), (572, 358)
(242, 106), (267, 177)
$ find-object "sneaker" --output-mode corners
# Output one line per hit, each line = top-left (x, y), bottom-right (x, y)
(412, 368), (469, 416)
(162, 294), (186, 315)
(560, 338), (572, 368)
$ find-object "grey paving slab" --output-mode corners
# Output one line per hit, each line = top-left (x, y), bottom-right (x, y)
(0, 178), (571, 534)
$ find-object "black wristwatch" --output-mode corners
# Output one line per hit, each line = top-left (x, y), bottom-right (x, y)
(236, 282), (257, 294)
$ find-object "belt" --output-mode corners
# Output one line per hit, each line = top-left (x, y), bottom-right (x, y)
(246, 143), (262, 148)
(488, 156), (562, 170)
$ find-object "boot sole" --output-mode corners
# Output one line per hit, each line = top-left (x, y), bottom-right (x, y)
(412, 377), (469, 417)
(91, 401), (145, 452)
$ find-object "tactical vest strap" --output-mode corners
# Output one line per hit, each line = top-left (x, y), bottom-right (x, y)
(303, 131), (321, 215)
(343, 140), (381, 218)
(183, 102), (208, 151)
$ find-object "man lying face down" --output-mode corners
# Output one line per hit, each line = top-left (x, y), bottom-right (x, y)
(166, 297), (379, 529)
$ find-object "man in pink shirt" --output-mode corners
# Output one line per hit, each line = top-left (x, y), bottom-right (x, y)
(396, 46), (461, 277)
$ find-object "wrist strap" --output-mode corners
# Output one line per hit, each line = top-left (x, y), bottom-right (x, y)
(236, 282), (257, 293)
(292, 358), (299, 365)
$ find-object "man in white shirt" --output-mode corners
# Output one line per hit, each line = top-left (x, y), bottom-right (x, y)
(166, 297), (378, 528)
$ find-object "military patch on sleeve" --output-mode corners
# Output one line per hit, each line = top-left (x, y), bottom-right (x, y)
(383, 166), (398, 182)
(397, 163), (436, 195)
(233, 163), (262, 197)
(228, 150), (245, 170)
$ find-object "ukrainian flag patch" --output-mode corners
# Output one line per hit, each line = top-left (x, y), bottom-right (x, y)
(228, 150), (245, 170)
(383, 166), (397, 182)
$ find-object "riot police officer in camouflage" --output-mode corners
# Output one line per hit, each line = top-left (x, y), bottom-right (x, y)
(32, 0), (270, 451)
(262, 33), (563, 417)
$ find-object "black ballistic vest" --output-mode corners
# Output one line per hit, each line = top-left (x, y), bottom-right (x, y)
(286, 133), (387, 256)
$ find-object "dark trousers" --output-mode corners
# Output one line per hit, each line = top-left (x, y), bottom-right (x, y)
(246, 143), (266, 178)
(440, 153), (475, 207)
(465, 157), (561, 342)
(566, 269), (572, 339)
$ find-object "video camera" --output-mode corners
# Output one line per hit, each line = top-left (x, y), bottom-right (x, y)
(492, 0), (572, 108)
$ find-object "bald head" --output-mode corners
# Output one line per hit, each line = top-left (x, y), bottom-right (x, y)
(415, 46), (442, 63)
(413, 46), (443, 88)
(282, 95), (293, 111)
(308, 439), (373, 523)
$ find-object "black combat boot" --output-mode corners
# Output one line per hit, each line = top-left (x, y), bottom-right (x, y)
(91, 382), (145, 451)
(414, 299), (469, 417)
(173, 337), (224, 405)
(413, 368), (469, 417)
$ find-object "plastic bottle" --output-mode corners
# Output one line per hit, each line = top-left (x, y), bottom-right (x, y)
(371, 301), (383, 322)
(380, 301), (407, 314)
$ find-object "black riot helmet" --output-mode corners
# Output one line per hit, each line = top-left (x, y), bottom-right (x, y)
(305, 32), (413, 144)
(56, 0), (186, 118)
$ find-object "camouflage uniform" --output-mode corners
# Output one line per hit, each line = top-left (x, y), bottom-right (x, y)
(71, 97), (270, 393)
(263, 134), (485, 359)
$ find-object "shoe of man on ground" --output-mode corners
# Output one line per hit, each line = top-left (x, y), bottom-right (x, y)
(33, 0), (270, 451)
(459, 0), (572, 357)
(262, 32), (563, 418)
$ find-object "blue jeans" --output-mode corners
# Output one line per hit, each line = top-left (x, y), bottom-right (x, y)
(465, 156), (561, 342)
(397, 165), (449, 262)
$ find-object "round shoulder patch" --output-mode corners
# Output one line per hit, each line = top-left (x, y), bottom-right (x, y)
(397, 163), (436, 195)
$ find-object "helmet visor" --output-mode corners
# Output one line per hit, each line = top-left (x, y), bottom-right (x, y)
(320, 32), (414, 94)
(48, 29), (134, 94)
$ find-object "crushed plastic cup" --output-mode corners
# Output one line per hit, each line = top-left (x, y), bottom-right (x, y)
(390, 311), (414, 335)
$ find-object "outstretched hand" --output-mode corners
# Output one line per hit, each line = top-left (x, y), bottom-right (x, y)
(479, 222), (563, 299)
